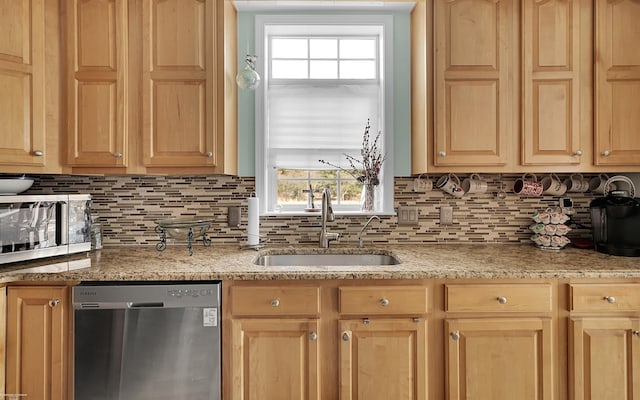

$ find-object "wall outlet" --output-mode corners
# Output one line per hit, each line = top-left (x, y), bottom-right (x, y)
(440, 206), (453, 225)
(397, 206), (419, 225)
(228, 206), (241, 227)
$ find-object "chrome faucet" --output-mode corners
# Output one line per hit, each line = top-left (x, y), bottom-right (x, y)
(319, 188), (340, 248)
(358, 215), (380, 248)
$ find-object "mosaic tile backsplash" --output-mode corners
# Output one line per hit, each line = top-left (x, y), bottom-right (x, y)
(5, 173), (604, 247)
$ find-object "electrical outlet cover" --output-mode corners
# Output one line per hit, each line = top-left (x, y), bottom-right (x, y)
(398, 206), (419, 225)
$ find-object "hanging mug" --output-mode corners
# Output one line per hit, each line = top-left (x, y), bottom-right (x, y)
(513, 173), (543, 197)
(541, 173), (567, 196)
(436, 173), (464, 198)
(589, 173), (616, 195)
(461, 173), (488, 194)
(564, 174), (589, 193)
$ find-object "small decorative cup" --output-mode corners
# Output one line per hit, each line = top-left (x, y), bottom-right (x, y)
(542, 173), (567, 196)
(413, 174), (433, 192)
(513, 174), (543, 197)
(589, 173), (616, 195)
(436, 173), (464, 198)
(461, 173), (488, 194)
(564, 173), (589, 193)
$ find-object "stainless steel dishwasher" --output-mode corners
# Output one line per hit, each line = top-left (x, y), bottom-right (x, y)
(73, 282), (221, 400)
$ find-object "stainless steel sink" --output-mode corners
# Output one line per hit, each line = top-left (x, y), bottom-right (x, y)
(254, 253), (400, 266)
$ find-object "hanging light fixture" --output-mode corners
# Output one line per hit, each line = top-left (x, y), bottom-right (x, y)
(236, 54), (261, 90)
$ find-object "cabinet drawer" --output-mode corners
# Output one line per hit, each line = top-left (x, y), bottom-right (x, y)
(231, 286), (320, 316)
(339, 286), (428, 315)
(445, 284), (553, 313)
(571, 284), (640, 312)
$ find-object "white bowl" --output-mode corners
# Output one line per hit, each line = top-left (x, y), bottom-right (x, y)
(0, 178), (34, 195)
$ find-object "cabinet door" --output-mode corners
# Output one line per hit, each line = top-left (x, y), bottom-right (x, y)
(0, 0), (46, 167)
(66, 0), (128, 167)
(433, 0), (516, 166)
(142, 0), (218, 167)
(339, 318), (427, 400)
(230, 318), (320, 400)
(446, 318), (554, 400)
(6, 286), (68, 400)
(594, 0), (640, 165)
(571, 318), (640, 400)
(521, 0), (585, 165)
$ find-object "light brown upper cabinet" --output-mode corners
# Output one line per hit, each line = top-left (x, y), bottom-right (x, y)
(521, 0), (588, 166)
(65, 0), (237, 174)
(414, 0), (594, 173)
(432, 0), (516, 168)
(66, 0), (129, 168)
(594, 0), (640, 166)
(0, 0), (63, 174)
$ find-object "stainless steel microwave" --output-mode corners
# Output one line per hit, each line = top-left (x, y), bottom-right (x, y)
(0, 194), (92, 264)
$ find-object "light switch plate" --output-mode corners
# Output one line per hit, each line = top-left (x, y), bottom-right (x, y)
(228, 206), (241, 227)
(397, 206), (419, 225)
(440, 206), (453, 225)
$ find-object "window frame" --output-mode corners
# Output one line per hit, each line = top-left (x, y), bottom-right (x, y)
(255, 14), (394, 216)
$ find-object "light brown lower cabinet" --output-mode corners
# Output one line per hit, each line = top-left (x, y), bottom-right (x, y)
(230, 318), (321, 400)
(339, 318), (427, 400)
(5, 285), (69, 400)
(446, 318), (554, 400)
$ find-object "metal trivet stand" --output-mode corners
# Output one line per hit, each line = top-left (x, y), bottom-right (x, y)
(154, 219), (213, 256)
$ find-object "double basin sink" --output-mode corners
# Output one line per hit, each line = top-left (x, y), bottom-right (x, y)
(254, 250), (400, 267)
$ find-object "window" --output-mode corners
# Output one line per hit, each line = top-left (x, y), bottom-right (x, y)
(255, 15), (394, 215)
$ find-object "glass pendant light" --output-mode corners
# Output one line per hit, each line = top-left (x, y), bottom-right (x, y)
(236, 54), (261, 90)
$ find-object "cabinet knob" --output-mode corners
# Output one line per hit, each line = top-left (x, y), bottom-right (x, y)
(49, 299), (60, 307)
(633, 331), (640, 337)
(438, 151), (446, 157)
(342, 331), (350, 341)
(573, 150), (583, 156)
(114, 152), (123, 158)
(270, 299), (280, 307)
(205, 151), (213, 158)
(601, 150), (611, 157)
(380, 298), (390, 307)
(34, 150), (44, 156)
(309, 331), (318, 341)
(603, 296), (616, 304)
(497, 296), (507, 304)
(451, 331), (460, 341)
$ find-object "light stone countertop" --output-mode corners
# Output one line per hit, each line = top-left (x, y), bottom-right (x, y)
(2, 243), (640, 282)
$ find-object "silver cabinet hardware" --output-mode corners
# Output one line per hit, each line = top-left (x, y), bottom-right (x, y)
(309, 331), (318, 341)
(601, 150), (611, 157)
(603, 296), (616, 304)
(451, 331), (460, 341)
(380, 298), (390, 307)
(49, 299), (60, 307)
(342, 331), (350, 341)
(205, 151), (213, 157)
(438, 151), (446, 157)
(270, 299), (280, 307)
(497, 296), (507, 304)
(114, 152), (123, 158)
(573, 150), (583, 156)
(34, 150), (44, 156)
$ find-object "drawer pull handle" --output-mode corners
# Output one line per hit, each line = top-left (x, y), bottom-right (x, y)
(380, 298), (390, 307)
(49, 299), (60, 307)
(497, 296), (507, 305)
(342, 331), (350, 341)
(451, 331), (460, 341)
(309, 331), (318, 341)
(270, 299), (280, 307)
(34, 150), (44, 156)
(603, 296), (616, 304)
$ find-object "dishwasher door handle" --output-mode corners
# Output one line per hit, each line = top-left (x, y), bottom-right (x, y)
(128, 302), (165, 308)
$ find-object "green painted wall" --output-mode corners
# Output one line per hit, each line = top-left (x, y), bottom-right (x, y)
(237, 11), (412, 177)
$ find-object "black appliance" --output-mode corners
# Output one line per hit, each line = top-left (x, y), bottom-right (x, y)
(590, 194), (640, 257)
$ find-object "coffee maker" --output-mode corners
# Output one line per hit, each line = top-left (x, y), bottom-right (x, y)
(590, 176), (640, 257)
